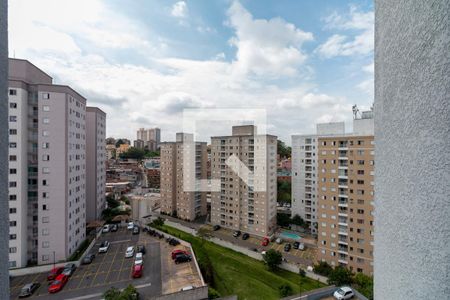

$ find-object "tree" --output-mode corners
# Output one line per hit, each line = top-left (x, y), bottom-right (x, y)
(208, 287), (221, 299)
(115, 139), (125, 148)
(278, 284), (293, 297)
(277, 140), (292, 158)
(277, 213), (291, 228)
(263, 249), (283, 271)
(120, 147), (145, 160)
(313, 261), (333, 277)
(291, 214), (305, 227)
(150, 217), (165, 228)
(353, 273), (374, 300)
(327, 266), (354, 286)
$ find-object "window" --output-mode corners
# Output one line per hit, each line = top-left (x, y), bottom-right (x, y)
(42, 241), (50, 248)
(357, 150), (365, 155)
(9, 89), (17, 95)
(42, 216), (49, 223)
(42, 228), (49, 236)
(10, 221), (17, 227)
(358, 160), (365, 165)
(43, 93), (50, 99)
(9, 247), (17, 253)
(43, 105), (50, 111)
(42, 167), (50, 174)
(9, 234), (17, 240)
(9, 169), (17, 174)
(42, 155), (50, 161)
(9, 208), (17, 214)
(42, 192), (49, 198)
(9, 116), (17, 122)
(43, 118), (50, 124)
(42, 142), (50, 149)
(9, 102), (17, 108)
(42, 180), (48, 186)
(9, 181), (17, 187)
(9, 195), (17, 201)
(9, 142), (17, 148)
(42, 130), (49, 137)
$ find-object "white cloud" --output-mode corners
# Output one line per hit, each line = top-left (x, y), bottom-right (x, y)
(171, 1), (188, 18)
(227, 1), (313, 78)
(317, 6), (373, 58)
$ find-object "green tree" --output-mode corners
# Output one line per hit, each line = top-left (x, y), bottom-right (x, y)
(291, 214), (305, 227)
(277, 140), (292, 158)
(144, 150), (160, 158)
(313, 261), (333, 277)
(103, 287), (121, 299)
(327, 266), (353, 286)
(353, 273), (374, 300)
(208, 287), (221, 299)
(278, 284), (293, 297)
(120, 147), (145, 160)
(115, 139), (125, 148)
(150, 217), (165, 228)
(276, 212), (291, 228)
(263, 249), (283, 271)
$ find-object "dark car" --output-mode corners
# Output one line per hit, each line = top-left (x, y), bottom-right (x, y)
(174, 254), (192, 264)
(82, 253), (95, 265)
(133, 226), (140, 235)
(293, 241), (300, 249)
(47, 266), (65, 281)
(110, 224), (118, 232)
(242, 233), (250, 240)
(18, 283), (40, 298)
(169, 238), (180, 246)
(284, 243), (291, 252)
(62, 263), (76, 276)
(233, 230), (241, 238)
(136, 245), (146, 255)
(213, 225), (221, 231)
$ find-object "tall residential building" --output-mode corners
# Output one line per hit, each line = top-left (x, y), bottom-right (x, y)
(86, 107), (106, 223)
(137, 127), (161, 151)
(291, 122), (345, 234)
(316, 112), (374, 275)
(160, 133), (207, 221)
(210, 125), (277, 237)
(8, 59), (86, 268)
(133, 139), (145, 149)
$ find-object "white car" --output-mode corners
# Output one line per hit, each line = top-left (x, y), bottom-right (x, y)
(276, 237), (283, 244)
(98, 241), (110, 253)
(102, 224), (110, 233)
(125, 246), (135, 258)
(298, 243), (305, 251)
(333, 286), (354, 300)
(134, 252), (143, 265)
(127, 222), (134, 230)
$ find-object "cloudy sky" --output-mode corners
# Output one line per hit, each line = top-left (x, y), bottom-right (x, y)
(8, 0), (373, 144)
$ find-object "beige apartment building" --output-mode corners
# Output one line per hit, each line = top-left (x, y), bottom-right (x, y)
(317, 113), (374, 275)
(210, 125), (277, 237)
(160, 133), (207, 221)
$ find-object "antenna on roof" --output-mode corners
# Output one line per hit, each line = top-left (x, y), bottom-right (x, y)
(352, 104), (360, 120)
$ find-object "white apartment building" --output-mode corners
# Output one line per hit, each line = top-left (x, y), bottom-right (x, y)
(86, 107), (106, 223)
(136, 127), (161, 151)
(8, 59), (87, 268)
(210, 125), (277, 237)
(291, 122), (345, 234)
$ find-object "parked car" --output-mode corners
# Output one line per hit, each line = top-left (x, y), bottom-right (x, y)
(62, 263), (76, 276)
(135, 252), (143, 265)
(174, 253), (192, 264)
(213, 225), (221, 231)
(132, 226), (140, 235)
(261, 237), (270, 246)
(127, 222), (135, 230)
(284, 243), (291, 252)
(276, 237), (283, 244)
(132, 264), (143, 278)
(48, 274), (68, 293)
(18, 283), (40, 298)
(242, 233), (250, 240)
(82, 253), (95, 265)
(110, 224), (118, 232)
(125, 246), (135, 258)
(298, 242), (305, 251)
(171, 249), (189, 259)
(233, 230), (241, 237)
(180, 285), (195, 291)
(293, 241), (300, 249)
(136, 245), (146, 255)
(98, 241), (110, 253)
(333, 287), (354, 300)
(102, 224), (110, 233)
(47, 266), (65, 281)
(169, 238), (180, 246)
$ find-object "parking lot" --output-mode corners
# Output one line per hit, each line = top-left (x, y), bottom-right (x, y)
(10, 226), (161, 300)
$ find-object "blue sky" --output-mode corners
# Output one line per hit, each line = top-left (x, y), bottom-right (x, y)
(9, 0), (374, 143)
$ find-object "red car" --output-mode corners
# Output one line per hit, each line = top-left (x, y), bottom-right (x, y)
(47, 266), (65, 281)
(48, 274), (68, 293)
(261, 237), (270, 246)
(132, 264), (143, 278)
(171, 249), (190, 259)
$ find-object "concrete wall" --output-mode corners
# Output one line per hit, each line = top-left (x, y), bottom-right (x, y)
(147, 285), (208, 300)
(0, 0), (9, 297)
(375, 0), (450, 299)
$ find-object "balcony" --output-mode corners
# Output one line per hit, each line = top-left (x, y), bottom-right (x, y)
(305, 166), (312, 172)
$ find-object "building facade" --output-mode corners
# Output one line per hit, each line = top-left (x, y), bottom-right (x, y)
(160, 133), (207, 221)
(210, 125), (277, 237)
(8, 59), (87, 268)
(316, 115), (374, 275)
(136, 127), (160, 151)
(86, 107), (106, 223)
(291, 122), (345, 234)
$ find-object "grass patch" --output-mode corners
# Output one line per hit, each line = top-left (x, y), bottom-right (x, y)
(158, 225), (325, 300)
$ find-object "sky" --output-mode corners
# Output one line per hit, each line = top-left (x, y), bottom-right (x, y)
(8, 0), (374, 144)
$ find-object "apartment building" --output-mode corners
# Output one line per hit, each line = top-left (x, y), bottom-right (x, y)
(8, 58), (86, 268)
(137, 127), (160, 151)
(86, 107), (106, 223)
(160, 133), (207, 221)
(316, 113), (374, 275)
(106, 144), (116, 160)
(210, 125), (277, 237)
(291, 122), (345, 234)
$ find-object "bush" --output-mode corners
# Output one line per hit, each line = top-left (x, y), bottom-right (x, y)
(327, 266), (353, 286)
(313, 261), (333, 277)
(278, 284), (293, 297)
(299, 268), (306, 278)
(151, 217), (165, 228)
(103, 285), (138, 300)
(276, 213), (291, 228)
(208, 287), (221, 299)
(263, 249), (283, 271)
